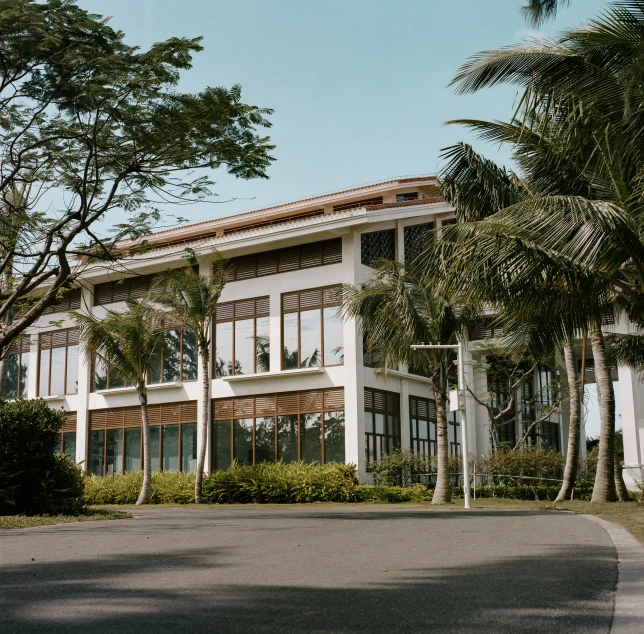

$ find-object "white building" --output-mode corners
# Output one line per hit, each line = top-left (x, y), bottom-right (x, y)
(5, 175), (643, 486)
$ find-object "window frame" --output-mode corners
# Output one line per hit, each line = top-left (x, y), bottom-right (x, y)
(214, 296), (270, 377)
(360, 229), (396, 268)
(88, 402), (198, 476)
(409, 395), (437, 458)
(56, 412), (77, 461)
(37, 328), (79, 397)
(4, 336), (30, 400)
(364, 387), (401, 464)
(281, 285), (343, 370)
(211, 388), (345, 468)
(403, 222), (433, 265)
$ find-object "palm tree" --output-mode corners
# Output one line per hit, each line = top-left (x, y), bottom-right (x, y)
(72, 301), (164, 504)
(437, 1), (644, 502)
(342, 259), (475, 504)
(148, 254), (228, 503)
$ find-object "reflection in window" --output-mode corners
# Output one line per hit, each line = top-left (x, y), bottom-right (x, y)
(181, 423), (197, 472)
(281, 286), (343, 369)
(449, 411), (461, 456)
(149, 329), (198, 385)
(125, 428), (141, 472)
(162, 424), (179, 471)
(364, 387), (400, 464)
(214, 297), (270, 376)
(56, 432), (76, 461)
(38, 329), (78, 396)
(212, 389), (346, 469)
(410, 395), (437, 457)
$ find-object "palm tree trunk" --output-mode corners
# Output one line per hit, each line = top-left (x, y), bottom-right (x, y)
(590, 328), (617, 503)
(614, 447), (630, 502)
(432, 390), (452, 504)
(555, 340), (581, 502)
(195, 349), (210, 503)
(136, 386), (151, 505)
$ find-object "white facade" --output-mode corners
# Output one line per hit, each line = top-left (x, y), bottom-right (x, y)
(13, 174), (639, 483)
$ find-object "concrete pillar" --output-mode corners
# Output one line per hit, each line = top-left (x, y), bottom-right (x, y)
(618, 363), (644, 489)
(341, 231), (365, 479)
(198, 259), (213, 473)
(463, 354), (479, 457)
(400, 379), (411, 450)
(27, 334), (38, 399)
(269, 292), (282, 373)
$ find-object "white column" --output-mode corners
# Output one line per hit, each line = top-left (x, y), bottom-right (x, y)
(470, 354), (490, 456)
(463, 355), (479, 457)
(618, 363), (644, 489)
(341, 231), (365, 479)
(27, 334), (38, 399)
(269, 291), (282, 373)
(400, 380), (411, 450)
(75, 284), (93, 470)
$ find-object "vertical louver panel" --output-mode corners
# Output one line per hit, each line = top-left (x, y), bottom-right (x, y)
(233, 397), (254, 418)
(181, 401), (198, 423)
(281, 292), (299, 313)
(300, 242), (323, 268)
(277, 247), (299, 273)
(234, 256), (256, 280)
(255, 296), (270, 316)
(214, 399), (233, 420)
(299, 390), (323, 413)
(255, 395), (276, 416)
(299, 288), (322, 310)
(323, 239), (342, 264)
(324, 387), (344, 410)
(256, 252), (278, 277)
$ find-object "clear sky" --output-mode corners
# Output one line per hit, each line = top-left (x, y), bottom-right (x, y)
(80, 0), (606, 223)
(79, 0), (613, 438)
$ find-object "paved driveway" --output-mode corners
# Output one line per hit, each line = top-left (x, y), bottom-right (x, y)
(1, 506), (616, 633)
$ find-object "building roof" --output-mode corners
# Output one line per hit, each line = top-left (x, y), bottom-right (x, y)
(118, 175), (442, 251)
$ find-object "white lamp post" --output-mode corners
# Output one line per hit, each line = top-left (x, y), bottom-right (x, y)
(411, 341), (471, 509)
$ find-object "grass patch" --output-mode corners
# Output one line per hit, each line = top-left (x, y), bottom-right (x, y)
(0, 508), (131, 530)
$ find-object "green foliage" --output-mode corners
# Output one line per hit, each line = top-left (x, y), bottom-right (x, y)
(0, 398), (85, 515)
(202, 462), (358, 504)
(355, 484), (433, 503)
(84, 471), (196, 505)
(367, 449), (432, 486)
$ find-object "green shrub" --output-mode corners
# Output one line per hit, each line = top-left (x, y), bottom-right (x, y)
(355, 483), (433, 503)
(85, 470), (197, 505)
(0, 398), (85, 515)
(202, 461), (358, 504)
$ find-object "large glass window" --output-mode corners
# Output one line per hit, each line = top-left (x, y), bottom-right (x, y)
(281, 286), (343, 369)
(4, 336), (30, 400)
(212, 388), (345, 469)
(364, 388), (400, 463)
(55, 412), (77, 461)
(409, 395), (437, 457)
(448, 411), (462, 456)
(88, 402), (198, 476)
(214, 297), (270, 376)
(38, 329), (79, 396)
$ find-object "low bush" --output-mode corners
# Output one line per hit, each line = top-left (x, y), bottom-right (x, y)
(0, 398), (85, 515)
(355, 483), (433, 503)
(85, 470), (196, 505)
(202, 461), (358, 504)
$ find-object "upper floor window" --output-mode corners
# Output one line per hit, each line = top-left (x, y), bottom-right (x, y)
(360, 229), (395, 267)
(94, 274), (157, 306)
(364, 387), (400, 463)
(226, 239), (341, 282)
(43, 287), (81, 314)
(282, 286), (343, 370)
(215, 296), (270, 377)
(93, 328), (198, 390)
(396, 192), (418, 202)
(4, 336), (30, 399)
(38, 328), (79, 397)
(403, 222), (433, 265)
(332, 197), (383, 212)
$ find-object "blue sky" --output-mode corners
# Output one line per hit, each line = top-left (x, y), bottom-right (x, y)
(81, 0), (606, 223)
(79, 0), (613, 437)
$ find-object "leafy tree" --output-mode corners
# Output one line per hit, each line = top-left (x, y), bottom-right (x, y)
(521, 0), (571, 25)
(147, 255), (228, 503)
(342, 259), (475, 504)
(72, 301), (164, 504)
(0, 0), (274, 352)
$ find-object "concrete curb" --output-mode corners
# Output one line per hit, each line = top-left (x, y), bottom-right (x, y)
(581, 514), (644, 634)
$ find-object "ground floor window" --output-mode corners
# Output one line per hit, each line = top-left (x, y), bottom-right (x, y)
(212, 388), (345, 469)
(523, 420), (560, 451)
(448, 411), (461, 456)
(364, 387), (400, 463)
(88, 402), (198, 476)
(55, 411), (77, 461)
(409, 395), (437, 457)
(4, 336), (30, 400)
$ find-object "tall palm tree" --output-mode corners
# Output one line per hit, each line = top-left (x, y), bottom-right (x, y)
(438, 143), (585, 502)
(72, 301), (164, 504)
(342, 259), (475, 504)
(148, 254), (228, 503)
(438, 1), (644, 502)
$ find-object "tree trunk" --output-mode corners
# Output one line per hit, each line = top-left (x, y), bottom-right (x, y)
(614, 447), (630, 502)
(432, 390), (452, 504)
(590, 328), (617, 503)
(555, 340), (581, 502)
(136, 386), (151, 505)
(195, 349), (210, 504)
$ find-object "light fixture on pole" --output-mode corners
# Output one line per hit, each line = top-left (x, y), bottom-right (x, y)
(411, 341), (471, 509)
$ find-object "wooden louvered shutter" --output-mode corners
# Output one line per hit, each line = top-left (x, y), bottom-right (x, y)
(323, 387), (344, 411)
(277, 247), (299, 273)
(95, 282), (113, 306)
(323, 238), (342, 264)
(277, 392), (299, 415)
(181, 401), (198, 423)
(281, 291), (299, 313)
(255, 296), (270, 316)
(213, 399), (233, 421)
(299, 390), (323, 413)
(256, 251), (278, 277)
(300, 242), (323, 269)
(234, 255), (256, 280)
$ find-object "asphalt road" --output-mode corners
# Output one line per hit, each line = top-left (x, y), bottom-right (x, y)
(1, 505), (617, 633)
